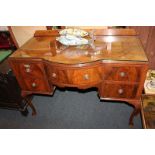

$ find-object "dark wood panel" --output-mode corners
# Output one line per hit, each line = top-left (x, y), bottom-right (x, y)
(8, 26), (19, 48)
(129, 26), (155, 69)
(128, 26), (151, 49)
(145, 27), (155, 69)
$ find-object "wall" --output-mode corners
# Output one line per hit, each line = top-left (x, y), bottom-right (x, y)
(0, 26), (8, 31)
(66, 26), (108, 29)
(10, 26), (47, 47)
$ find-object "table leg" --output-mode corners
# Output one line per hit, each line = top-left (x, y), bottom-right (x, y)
(22, 91), (37, 116)
(24, 98), (37, 116)
(128, 100), (141, 126)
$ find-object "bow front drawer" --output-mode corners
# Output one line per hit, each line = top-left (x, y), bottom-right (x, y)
(46, 66), (68, 84)
(46, 64), (102, 86)
(70, 68), (102, 85)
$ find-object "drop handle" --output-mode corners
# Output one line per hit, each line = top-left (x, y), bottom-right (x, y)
(52, 73), (57, 78)
(24, 64), (30, 68)
(26, 68), (31, 73)
(119, 72), (126, 77)
(118, 88), (124, 94)
(24, 64), (31, 72)
(83, 74), (89, 80)
(32, 82), (36, 88)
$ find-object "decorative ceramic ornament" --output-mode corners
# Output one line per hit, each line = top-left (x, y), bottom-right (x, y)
(59, 28), (88, 37)
(56, 35), (89, 46)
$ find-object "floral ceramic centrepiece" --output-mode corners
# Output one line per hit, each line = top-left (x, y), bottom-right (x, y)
(56, 34), (89, 46)
(56, 28), (89, 46)
(59, 28), (88, 37)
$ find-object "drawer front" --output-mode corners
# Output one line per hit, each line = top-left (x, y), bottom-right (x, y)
(102, 82), (138, 99)
(47, 65), (102, 86)
(47, 67), (69, 84)
(69, 68), (102, 85)
(104, 64), (142, 82)
(9, 60), (51, 92)
(18, 62), (45, 78)
(21, 78), (50, 92)
(47, 66), (102, 86)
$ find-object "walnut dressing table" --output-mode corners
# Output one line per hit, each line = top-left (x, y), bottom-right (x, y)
(8, 29), (149, 126)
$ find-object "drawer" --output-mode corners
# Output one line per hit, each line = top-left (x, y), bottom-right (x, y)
(9, 60), (51, 92)
(101, 82), (138, 99)
(104, 64), (142, 82)
(21, 78), (51, 92)
(47, 65), (102, 86)
(70, 68), (102, 85)
(47, 67), (69, 84)
(19, 62), (45, 78)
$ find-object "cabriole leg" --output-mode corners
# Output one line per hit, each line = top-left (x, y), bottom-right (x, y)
(22, 92), (37, 116)
(128, 100), (141, 126)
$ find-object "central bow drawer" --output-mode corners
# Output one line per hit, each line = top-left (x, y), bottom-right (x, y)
(69, 68), (102, 85)
(46, 65), (102, 86)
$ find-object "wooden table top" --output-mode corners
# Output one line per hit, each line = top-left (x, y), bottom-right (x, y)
(10, 29), (148, 64)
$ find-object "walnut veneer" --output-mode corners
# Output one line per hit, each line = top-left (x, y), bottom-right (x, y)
(8, 29), (149, 126)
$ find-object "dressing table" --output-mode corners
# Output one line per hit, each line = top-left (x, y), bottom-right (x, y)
(8, 29), (149, 126)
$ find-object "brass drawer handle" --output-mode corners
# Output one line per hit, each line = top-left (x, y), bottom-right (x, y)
(24, 64), (31, 73)
(119, 72), (126, 77)
(24, 64), (30, 68)
(52, 73), (57, 78)
(32, 82), (36, 88)
(26, 68), (31, 73)
(118, 88), (124, 94)
(83, 74), (89, 80)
